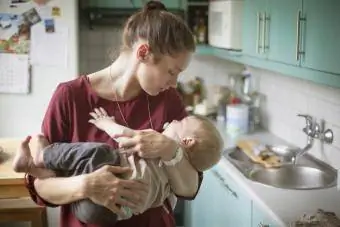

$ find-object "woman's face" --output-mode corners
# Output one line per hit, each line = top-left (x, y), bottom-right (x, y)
(136, 50), (192, 96)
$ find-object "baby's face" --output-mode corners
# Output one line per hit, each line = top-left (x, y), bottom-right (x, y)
(163, 116), (200, 142)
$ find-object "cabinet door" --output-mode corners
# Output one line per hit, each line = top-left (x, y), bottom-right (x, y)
(162, 0), (185, 9)
(242, 0), (268, 58)
(188, 170), (217, 227)
(187, 167), (252, 227)
(252, 202), (279, 227)
(212, 165), (252, 227)
(301, 0), (340, 75)
(266, 0), (302, 65)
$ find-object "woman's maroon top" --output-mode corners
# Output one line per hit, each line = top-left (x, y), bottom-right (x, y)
(25, 76), (203, 227)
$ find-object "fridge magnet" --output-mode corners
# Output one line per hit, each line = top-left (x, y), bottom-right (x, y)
(33, 0), (49, 5)
(0, 13), (30, 54)
(22, 8), (41, 27)
(44, 19), (55, 33)
(10, 0), (30, 4)
(52, 7), (61, 17)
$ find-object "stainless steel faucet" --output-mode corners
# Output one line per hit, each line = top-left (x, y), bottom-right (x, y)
(294, 114), (334, 161)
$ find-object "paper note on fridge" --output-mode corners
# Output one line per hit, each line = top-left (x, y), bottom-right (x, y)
(30, 21), (68, 68)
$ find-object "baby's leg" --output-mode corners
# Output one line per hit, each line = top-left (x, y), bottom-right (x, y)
(12, 136), (56, 178)
(69, 145), (121, 226)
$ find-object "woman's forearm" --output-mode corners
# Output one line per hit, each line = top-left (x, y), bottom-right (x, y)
(34, 175), (87, 205)
(164, 155), (199, 197)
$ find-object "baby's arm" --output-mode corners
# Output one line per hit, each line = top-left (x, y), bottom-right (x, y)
(89, 108), (135, 142)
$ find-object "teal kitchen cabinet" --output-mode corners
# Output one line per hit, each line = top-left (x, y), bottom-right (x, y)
(252, 202), (278, 227)
(242, 0), (268, 59)
(243, 0), (302, 66)
(186, 165), (252, 227)
(301, 0), (340, 75)
(266, 0), (302, 66)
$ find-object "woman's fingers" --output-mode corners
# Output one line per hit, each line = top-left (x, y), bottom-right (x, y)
(105, 200), (125, 217)
(105, 165), (132, 174)
(119, 179), (149, 193)
(118, 136), (142, 148)
(115, 195), (138, 209)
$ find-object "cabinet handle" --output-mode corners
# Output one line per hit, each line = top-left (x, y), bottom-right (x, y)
(261, 12), (266, 53)
(295, 10), (306, 61)
(212, 171), (238, 199)
(258, 223), (269, 227)
(263, 12), (270, 52)
(223, 183), (238, 199)
(256, 12), (263, 54)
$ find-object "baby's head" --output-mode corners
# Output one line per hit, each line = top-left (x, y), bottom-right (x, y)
(163, 115), (223, 171)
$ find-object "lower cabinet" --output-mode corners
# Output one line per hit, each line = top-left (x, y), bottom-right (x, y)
(252, 202), (279, 227)
(186, 164), (252, 227)
(185, 163), (280, 227)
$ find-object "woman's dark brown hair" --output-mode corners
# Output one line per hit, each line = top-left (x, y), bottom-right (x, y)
(121, 1), (195, 56)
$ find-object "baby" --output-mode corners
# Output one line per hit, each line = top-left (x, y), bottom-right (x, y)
(13, 107), (223, 226)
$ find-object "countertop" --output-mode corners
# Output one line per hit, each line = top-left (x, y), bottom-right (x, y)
(0, 138), (38, 181)
(214, 122), (340, 226)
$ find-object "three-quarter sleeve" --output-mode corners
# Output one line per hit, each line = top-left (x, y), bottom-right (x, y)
(165, 88), (204, 200)
(25, 83), (74, 207)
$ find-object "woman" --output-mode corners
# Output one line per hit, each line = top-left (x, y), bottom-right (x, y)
(25, 1), (202, 227)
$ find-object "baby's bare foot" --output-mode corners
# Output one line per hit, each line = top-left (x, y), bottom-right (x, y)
(33, 135), (50, 167)
(12, 136), (34, 173)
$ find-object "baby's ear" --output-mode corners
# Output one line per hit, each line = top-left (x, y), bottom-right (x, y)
(181, 137), (196, 150)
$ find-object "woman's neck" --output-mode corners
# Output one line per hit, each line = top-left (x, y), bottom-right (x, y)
(103, 52), (142, 101)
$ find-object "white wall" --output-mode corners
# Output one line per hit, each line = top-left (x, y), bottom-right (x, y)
(0, 0), (78, 226)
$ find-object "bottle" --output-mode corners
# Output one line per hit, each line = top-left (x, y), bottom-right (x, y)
(196, 17), (207, 44)
(192, 10), (200, 43)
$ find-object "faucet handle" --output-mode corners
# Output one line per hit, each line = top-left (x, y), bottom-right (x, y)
(297, 114), (313, 127)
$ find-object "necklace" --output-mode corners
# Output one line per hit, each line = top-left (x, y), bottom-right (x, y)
(110, 66), (154, 130)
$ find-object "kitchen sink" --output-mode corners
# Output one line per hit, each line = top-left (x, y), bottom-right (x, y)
(224, 146), (337, 190)
(249, 166), (336, 190)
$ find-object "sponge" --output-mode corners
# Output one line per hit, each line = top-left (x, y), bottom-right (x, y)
(236, 140), (281, 168)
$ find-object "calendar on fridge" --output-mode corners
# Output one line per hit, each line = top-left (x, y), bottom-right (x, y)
(0, 53), (30, 94)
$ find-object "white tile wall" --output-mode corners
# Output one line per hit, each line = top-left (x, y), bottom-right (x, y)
(80, 27), (340, 169)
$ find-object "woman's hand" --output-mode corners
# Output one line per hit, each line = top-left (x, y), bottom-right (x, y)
(83, 165), (148, 215)
(115, 129), (178, 160)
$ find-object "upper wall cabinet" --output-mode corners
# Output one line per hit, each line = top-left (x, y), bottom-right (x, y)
(266, 0), (302, 66)
(243, 0), (303, 65)
(242, 0), (340, 79)
(302, 0), (340, 75)
(242, 0), (267, 59)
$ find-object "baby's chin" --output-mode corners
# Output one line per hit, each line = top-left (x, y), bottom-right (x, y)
(162, 128), (179, 142)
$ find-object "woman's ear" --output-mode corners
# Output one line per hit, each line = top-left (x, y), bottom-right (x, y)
(137, 44), (150, 61)
(181, 137), (196, 151)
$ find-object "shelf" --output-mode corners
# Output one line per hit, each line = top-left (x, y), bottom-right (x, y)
(195, 45), (243, 62)
(84, 7), (185, 28)
(195, 45), (340, 89)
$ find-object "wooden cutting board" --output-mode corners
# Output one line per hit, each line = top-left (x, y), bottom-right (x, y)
(236, 140), (281, 168)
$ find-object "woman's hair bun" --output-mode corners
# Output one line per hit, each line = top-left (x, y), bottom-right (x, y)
(143, 1), (167, 12)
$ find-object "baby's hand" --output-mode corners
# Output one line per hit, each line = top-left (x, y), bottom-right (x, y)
(89, 107), (115, 131)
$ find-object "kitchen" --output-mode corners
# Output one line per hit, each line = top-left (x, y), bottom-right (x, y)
(0, 0), (340, 226)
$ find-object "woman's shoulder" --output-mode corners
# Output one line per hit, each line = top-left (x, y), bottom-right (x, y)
(53, 76), (90, 98)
